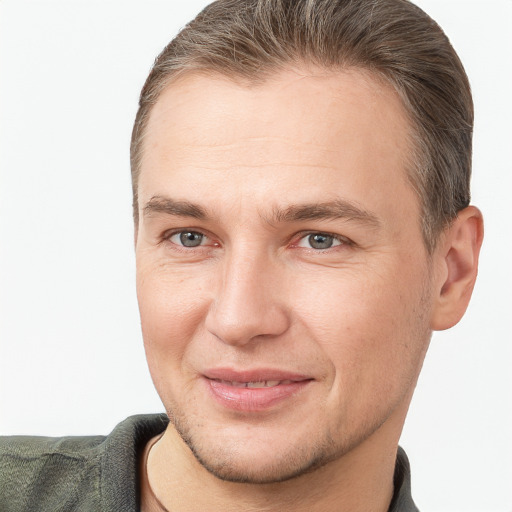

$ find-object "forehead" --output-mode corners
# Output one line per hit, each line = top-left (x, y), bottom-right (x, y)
(138, 67), (418, 231)
(143, 66), (412, 158)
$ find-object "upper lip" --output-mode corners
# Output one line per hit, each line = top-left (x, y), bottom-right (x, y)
(202, 368), (312, 383)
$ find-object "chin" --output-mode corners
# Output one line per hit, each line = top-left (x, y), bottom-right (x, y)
(190, 440), (339, 484)
(168, 409), (349, 484)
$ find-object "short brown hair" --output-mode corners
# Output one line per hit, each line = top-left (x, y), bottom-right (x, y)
(131, 0), (472, 251)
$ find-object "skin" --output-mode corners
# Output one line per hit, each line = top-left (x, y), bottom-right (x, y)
(135, 67), (483, 512)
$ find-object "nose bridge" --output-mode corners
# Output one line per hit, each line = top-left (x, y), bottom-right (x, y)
(205, 241), (289, 346)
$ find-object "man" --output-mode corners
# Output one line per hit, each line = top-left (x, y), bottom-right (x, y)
(0, 0), (483, 510)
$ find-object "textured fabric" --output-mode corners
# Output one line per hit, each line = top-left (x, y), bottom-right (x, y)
(0, 414), (169, 512)
(391, 446), (420, 512)
(0, 414), (419, 511)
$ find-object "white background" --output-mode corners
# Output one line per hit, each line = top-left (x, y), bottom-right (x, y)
(0, 1), (511, 510)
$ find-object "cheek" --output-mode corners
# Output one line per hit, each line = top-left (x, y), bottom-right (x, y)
(136, 263), (211, 376)
(293, 265), (404, 340)
(293, 263), (431, 392)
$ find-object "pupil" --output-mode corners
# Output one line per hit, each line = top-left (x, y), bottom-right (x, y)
(309, 233), (333, 249)
(180, 232), (202, 247)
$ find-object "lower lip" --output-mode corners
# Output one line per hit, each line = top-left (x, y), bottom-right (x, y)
(205, 379), (311, 412)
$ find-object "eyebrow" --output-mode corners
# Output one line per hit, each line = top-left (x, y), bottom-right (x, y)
(270, 200), (381, 228)
(143, 196), (207, 220)
(142, 195), (380, 228)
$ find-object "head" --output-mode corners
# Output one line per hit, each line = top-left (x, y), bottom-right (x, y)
(132, 0), (483, 484)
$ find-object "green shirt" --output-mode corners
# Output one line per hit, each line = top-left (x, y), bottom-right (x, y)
(0, 414), (419, 511)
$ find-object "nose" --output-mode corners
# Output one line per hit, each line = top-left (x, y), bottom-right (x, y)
(205, 250), (290, 346)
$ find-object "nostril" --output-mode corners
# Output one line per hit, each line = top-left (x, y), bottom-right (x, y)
(205, 305), (290, 347)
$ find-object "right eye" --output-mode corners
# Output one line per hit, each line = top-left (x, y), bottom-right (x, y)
(168, 231), (207, 247)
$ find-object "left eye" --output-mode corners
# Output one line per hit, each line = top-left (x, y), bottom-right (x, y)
(297, 233), (343, 250)
(169, 231), (207, 247)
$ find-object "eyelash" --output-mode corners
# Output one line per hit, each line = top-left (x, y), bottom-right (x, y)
(161, 229), (353, 252)
(161, 229), (216, 250)
(292, 231), (353, 251)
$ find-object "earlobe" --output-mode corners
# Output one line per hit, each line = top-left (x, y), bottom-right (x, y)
(430, 206), (484, 331)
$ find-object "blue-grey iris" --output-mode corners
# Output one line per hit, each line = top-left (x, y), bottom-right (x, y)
(309, 233), (334, 249)
(180, 232), (203, 247)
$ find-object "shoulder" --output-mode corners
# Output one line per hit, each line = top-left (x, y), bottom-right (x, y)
(0, 413), (168, 512)
(0, 432), (106, 511)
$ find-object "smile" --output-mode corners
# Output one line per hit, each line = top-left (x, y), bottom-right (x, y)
(212, 379), (296, 388)
(203, 371), (313, 412)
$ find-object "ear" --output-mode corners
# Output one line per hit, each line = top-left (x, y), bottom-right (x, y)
(430, 206), (484, 331)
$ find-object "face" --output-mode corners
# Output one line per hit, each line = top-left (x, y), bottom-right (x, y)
(135, 68), (434, 483)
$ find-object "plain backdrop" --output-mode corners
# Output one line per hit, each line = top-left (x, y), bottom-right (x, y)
(1, 1), (511, 511)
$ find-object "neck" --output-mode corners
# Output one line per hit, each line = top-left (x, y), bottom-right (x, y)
(146, 406), (408, 512)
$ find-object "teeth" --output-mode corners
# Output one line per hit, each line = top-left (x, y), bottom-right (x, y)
(228, 380), (248, 388)
(217, 379), (287, 388)
(246, 380), (280, 388)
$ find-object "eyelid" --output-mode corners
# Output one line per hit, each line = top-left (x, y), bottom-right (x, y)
(292, 231), (353, 249)
(161, 228), (217, 247)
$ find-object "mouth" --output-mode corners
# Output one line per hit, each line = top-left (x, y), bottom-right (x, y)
(211, 379), (298, 388)
(202, 369), (313, 412)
